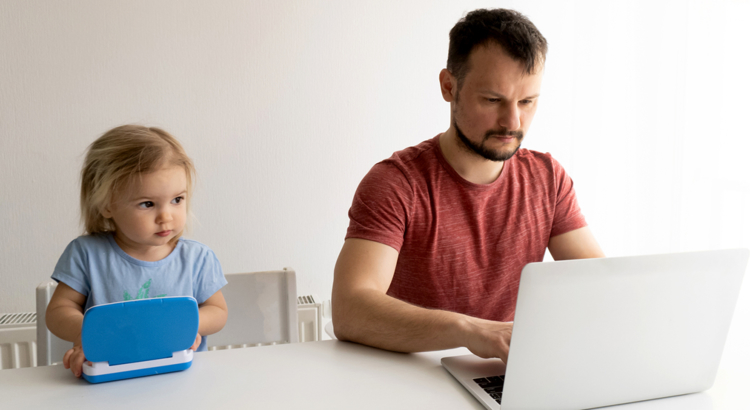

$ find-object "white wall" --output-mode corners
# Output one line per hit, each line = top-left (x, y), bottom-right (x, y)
(1, 0), (749, 366)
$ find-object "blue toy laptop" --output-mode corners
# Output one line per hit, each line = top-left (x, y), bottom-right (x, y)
(80, 296), (199, 383)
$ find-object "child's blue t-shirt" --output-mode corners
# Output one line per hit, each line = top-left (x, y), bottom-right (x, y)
(51, 233), (228, 351)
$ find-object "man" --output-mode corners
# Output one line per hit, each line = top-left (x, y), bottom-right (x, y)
(332, 8), (604, 363)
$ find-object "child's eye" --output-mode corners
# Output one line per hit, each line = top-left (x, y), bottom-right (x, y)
(172, 196), (184, 205)
(138, 201), (154, 209)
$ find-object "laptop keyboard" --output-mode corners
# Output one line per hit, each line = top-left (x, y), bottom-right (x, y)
(473, 375), (505, 405)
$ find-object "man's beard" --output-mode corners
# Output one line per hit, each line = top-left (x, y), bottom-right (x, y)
(454, 119), (523, 162)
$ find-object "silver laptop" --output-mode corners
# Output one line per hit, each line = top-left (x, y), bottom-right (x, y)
(442, 249), (749, 410)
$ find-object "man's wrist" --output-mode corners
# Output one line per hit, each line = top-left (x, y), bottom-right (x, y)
(451, 313), (476, 349)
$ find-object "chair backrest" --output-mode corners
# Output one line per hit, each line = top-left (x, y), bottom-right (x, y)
(36, 280), (73, 366)
(208, 268), (299, 348)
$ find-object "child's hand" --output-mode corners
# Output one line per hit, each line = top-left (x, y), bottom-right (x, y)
(63, 337), (89, 378)
(190, 333), (202, 351)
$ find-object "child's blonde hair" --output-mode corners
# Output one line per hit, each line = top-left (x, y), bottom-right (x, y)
(80, 125), (196, 237)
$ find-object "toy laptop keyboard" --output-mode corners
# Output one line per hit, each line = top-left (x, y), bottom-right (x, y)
(81, 296), (199, 383)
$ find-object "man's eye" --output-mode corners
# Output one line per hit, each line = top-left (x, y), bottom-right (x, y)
(487, 98), (500, 103)
(138, 201), (154, 209)
(172, 196), (184, 204)
(520, 99), (533, 105)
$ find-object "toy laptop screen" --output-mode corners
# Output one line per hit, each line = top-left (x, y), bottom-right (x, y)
(81, 296), (199, 381)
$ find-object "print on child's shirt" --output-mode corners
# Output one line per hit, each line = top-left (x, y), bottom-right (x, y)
(123, 279), (167, 301)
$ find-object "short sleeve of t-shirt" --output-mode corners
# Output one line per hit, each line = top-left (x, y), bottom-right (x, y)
(549, 156), (587, 237)
(52, 239), (92, 296)
(191, 247), (226, 304)
(346, 162), (414, 252)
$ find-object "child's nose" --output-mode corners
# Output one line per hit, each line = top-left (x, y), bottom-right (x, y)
(157, 209), (173, 223)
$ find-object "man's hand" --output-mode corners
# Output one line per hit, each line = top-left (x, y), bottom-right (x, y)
(462, 318), (514, 363)
(191, 333), (202, 351)
(62, 335), (88, 378)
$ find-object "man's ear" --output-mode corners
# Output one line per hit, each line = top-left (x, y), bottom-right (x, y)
(439, 68), (458, 103)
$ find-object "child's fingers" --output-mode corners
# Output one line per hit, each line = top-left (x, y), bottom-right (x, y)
(63, 346), (85, 378)
(190, 334), (202, 351)
(71, 350), (86, 378)
(63, 348), (74, 369)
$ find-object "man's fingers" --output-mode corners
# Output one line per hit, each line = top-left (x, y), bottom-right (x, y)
(464, 318), (514, 362)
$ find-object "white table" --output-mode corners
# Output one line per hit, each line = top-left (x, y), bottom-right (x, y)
(0, 340), (748, 409)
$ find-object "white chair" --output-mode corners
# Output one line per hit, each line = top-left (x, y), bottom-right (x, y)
(207, 268), (299, 348)
(324, 320), (336, 340)
(36, 280), (73, 366)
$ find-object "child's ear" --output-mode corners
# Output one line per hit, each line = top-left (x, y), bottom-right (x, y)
(100, 204), (113, 219)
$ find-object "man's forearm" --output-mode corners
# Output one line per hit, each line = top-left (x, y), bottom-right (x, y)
(332, 238), (513, 361)
(333, 288), (470, 353)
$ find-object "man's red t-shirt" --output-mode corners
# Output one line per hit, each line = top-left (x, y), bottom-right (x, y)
(346, 135), (587, 322)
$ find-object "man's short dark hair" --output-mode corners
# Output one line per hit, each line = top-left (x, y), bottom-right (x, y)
(447, 9), (548, 85)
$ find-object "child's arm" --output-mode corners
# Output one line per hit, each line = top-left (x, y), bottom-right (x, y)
(45, 283), (88, 377)
(191, 290), (228, 350)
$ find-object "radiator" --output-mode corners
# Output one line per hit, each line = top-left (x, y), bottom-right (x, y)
(297, 295), (323, 343)
(0, 313), (37, 370)
(0, 295), (324, 370)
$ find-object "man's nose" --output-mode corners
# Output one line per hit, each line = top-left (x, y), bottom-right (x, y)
(498, 103), (521, 131)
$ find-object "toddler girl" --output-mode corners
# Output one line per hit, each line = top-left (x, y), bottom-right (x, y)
(46, 125), (228, 378)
